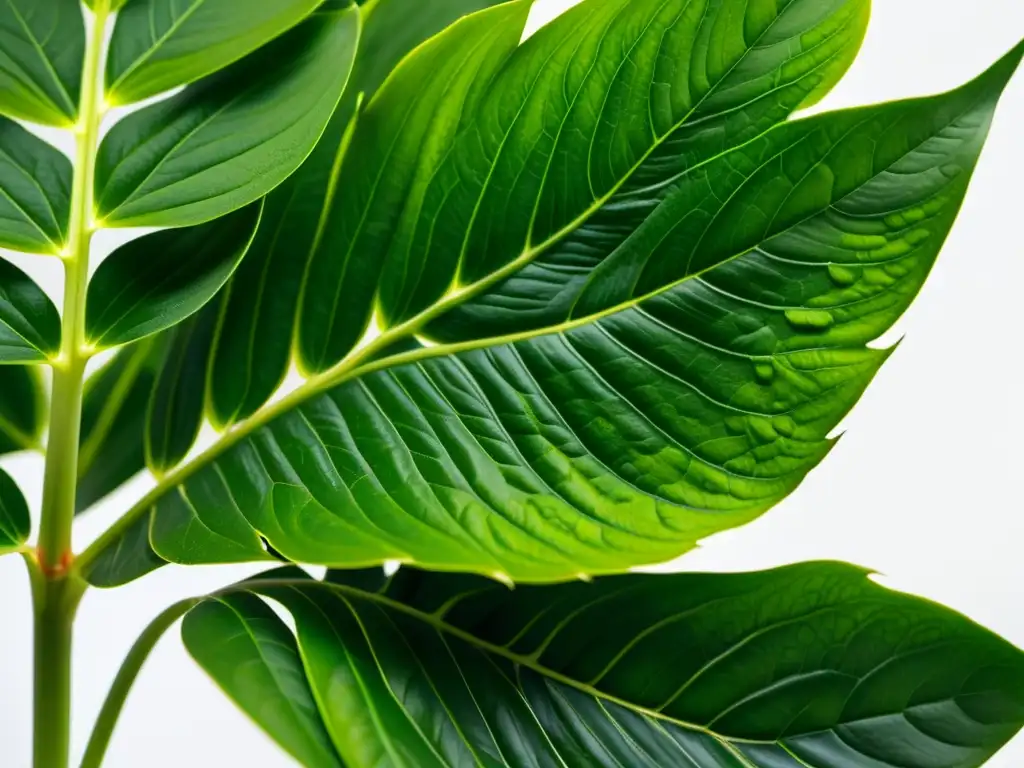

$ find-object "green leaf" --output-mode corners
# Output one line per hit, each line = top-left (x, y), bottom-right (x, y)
(181, 591), (344, 768)
(0, 255), (61, 362)
(77, 336), (169, 514)
(184, 563), (1024, 768)
(0, 365), (44, 455)
(207, 0), (512, 427)
(106, 0), (325, 106)
(144, 303), (219, 474)
(85, 202), (262, 349)
(297, 0), (872, 369)
(94, 4), (360, 228)
(0, 118), (72, 254)
(0, 466), (29, 553)
(0, 0), (83, 126)
(81, 8), (1020, 588)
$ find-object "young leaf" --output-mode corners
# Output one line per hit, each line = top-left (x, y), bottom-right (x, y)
(84, 202), (262, 349)
(0, 365), (44, 455)
(181, 592), (344, 768)
(106, 0), (325, 105)
(144, 304), (218, 474)
(77, 336), (169, 514)
(0, 256), (61, 362)
(81, 8), (1020, 587)
(94, 4), (360, 228)
(0, 467), (30, 553)
(0, 0), (83, 126)
(184, 563), (1024, 768)
(208, 0), (513, 427)
(0, 119), (72, 254)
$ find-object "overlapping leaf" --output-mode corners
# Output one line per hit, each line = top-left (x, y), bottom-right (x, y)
(94, 3), (360, 228)
(0, 466), (29, 553)
(183, 563), (1024, 768)
(71, 0), (524, 516)
(106, 0), (325, 105)
(83, 0), (1024, 588)
(0, 0), (83, 126)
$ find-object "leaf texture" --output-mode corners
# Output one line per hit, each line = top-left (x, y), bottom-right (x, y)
(0, 0), (83, 126)
(106, 0), (324, 105)
(183, 563), (1024, 768)
(0, 118), (72, 254)
(0, 254), (61, 362)
(81, 7), (1022, 587)
(94, 4), (360, 228)
(84, 202), (261, 348)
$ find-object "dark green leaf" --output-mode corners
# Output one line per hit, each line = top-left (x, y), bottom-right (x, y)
(0, 0), (83, 126)
(0, 466), (29, 552)
(144, 304), (218, 473)
(85, 202), (262, 349)
(185, 563), (1024, 768)
(94, 4), (360, 228)
(182, 592), (344, 768)
(77, 336), (169, 514)
(0, 255), (61, 362)
(0, 118), (72, 254)
(0, 364), (44, 455)
(106, 0), (325, 105)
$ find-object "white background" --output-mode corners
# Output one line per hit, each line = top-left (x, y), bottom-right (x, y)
(1, 0), (1023, 765)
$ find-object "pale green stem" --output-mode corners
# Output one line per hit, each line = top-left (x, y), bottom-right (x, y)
(33, 2), (108, 767)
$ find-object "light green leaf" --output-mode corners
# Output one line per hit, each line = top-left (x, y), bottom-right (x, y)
(0, 466), (29, 553)
(80, 7), (1020, 587)
(184, 563), (1024, 768)
(144, 303), (219, 474)
(0, 365), (44, 455)
(85, 202), (262, 349)
(0, 255), (61, 362)
(0, 118), (72, 254)
(207, 0), (513, 427)
(182, 590), (344, 768)
(106, 0), (325, 106)
(94, 4), (360, 228)
(0, 0), (83, 126)
(77, 335), (169, 514)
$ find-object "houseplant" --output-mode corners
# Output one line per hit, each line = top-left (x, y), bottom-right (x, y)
(1, 0), (1022, 765)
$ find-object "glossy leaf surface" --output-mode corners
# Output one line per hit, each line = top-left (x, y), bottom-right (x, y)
(106, 0), (324, 105)
(184, 563), (1024, 768)
(182, 590), (344, 768)
(0, 467), (29, 553)
(0, 0), (83, 126)
(0, 256), (61, 362)
(0, 119), (72, 254)
(77, 336), (169, 513)
(0, 365), (44, 455)
(85, 202), (261, 348)
(94, 4), (360, 228)
(207, 0), (512, 427)
(82, 6), (1021, 587)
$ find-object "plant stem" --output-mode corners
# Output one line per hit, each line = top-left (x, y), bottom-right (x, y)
(33, 2), (108, 766)
(79, 599), (200, 768)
